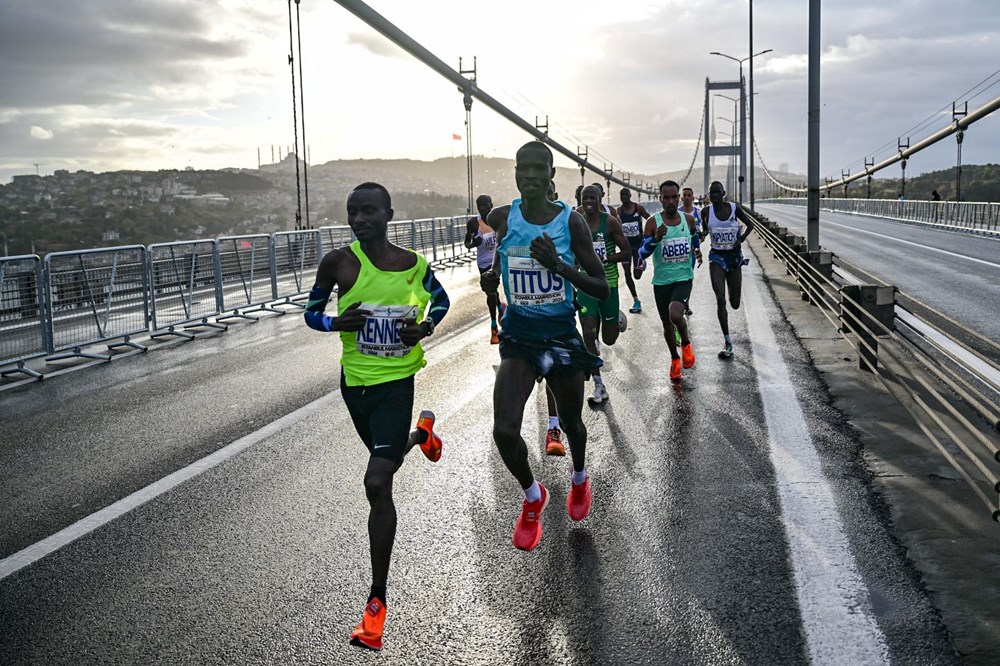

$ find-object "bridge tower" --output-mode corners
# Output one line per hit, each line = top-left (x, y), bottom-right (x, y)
(703, 77), (746, 200)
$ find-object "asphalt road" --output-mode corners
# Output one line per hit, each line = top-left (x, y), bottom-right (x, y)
(0, 248), (959, 664)
(756, 203), (1000, 345)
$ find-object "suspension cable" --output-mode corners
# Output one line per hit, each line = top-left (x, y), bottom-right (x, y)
(678, 102), (706, 189)
(287, 0), (303, 230)
(295, 0), (310, 229)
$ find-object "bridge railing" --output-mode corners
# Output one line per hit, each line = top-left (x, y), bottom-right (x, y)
(750, 210), (1000, 522)
(759, 197), (1000, 235)
(0, 219), (478, 379)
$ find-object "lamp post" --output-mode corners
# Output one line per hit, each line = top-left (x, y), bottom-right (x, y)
(710, 48), (772, 204)
(717, 128), (735, 195)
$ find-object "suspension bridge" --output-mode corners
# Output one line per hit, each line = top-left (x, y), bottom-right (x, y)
(1, 1), (998, 664)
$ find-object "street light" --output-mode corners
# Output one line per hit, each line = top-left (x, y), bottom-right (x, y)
(710, 48), (773, 204)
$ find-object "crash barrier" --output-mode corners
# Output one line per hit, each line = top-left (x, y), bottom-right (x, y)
(0, 255), (47, 378)
(147, 240), (227, 339)
(0, 216), (488, 379)
(45, 246), (150, 361)
(751, 210), (1000, 521)
(760, 198), (1000, 236)
(272, 230), (322, 307)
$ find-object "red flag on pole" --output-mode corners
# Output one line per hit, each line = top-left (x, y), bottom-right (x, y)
(452, 133), (462, 141)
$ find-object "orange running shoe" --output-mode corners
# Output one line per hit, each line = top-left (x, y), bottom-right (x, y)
(669, 358), (683, 382)
(490, 326), (500, 345)
(349, 597), (386, 651)
(513, 483), (548, 551)
(545, 428), (565, 456)
(567, 476), (592, 521)
(415, 410), (442, 462)
(681, 342), (696, 369)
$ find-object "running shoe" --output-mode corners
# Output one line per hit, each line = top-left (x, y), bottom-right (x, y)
(618, 310), (628, 333)
(718, 343), (734, 359)
(415, 410), (442, 462)
(681, 342), (696, 369)
(545, 428), (566, 456)
(587, 383), (609, 405)
(669, 358), (683, 382)
(349, 598), (386, 651)
(684, 303), (693, 316)
(629, 299), (642, 314)
(490, 326), (500, 345)
(567, 476), (592, 521)
(513, 483), (549, 551)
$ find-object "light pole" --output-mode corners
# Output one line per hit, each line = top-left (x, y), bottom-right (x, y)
(710, 48), (772, 204)
(717, 128), (735, 195)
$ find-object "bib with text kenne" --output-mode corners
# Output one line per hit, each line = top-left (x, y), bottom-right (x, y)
(355, 304), (419, 357)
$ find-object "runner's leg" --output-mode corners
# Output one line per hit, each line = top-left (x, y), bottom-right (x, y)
(710, 262), (730, 338)
(493, 358), (543, 489)
(547, 371), (587, 474)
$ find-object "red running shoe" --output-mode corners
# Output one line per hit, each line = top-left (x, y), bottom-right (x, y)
(545, 428), (566, 456)
(416, 410), (441, 462)
(349, 597), (386, 651)
(513, 483), (548, 551)
(681, 342), (696, 369)
(567, 476), (592, 521)
(669, 358), (683, 382)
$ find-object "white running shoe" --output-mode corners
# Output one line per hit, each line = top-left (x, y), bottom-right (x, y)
(587, 383), (609, 405)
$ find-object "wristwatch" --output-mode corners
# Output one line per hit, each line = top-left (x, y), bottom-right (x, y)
(422, 319), (435, 336)
(552, 259), (565, 275)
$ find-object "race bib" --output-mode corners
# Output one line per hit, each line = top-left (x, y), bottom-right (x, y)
(355, 304), (418, 357)
(592, 238), (608, 261)
(480, 233), (497, 251)
(661, 236), (691, 264)
(621, 220), (641, 237)
(507, 256), (566, 306)
(711, 229), (738, 250)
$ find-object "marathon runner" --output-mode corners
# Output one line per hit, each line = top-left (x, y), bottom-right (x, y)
(700, 181), (755, 359)
(480, 141), (608, 551)
(304, 182), (450, 651)
(465, 194), (503, 343)
(678, 186), (702, 316)
(616, 187), (650, 313)
(638, 180), (701, 381)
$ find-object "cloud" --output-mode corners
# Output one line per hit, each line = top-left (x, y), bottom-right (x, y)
(29, 126), (54, 140)
(345, 32), (406, 59)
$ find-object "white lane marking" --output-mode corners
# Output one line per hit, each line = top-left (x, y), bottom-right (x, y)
(742, 251), (890, 665)
(761, 205), (1000, 268)
(0, 389), (341, 581)
(0, 315), (490, 582)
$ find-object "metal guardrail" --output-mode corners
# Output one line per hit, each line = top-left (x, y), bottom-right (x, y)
(45, 246), (150, 361)
(760, 198), (1000, 235)
(751, 210), (1000, 521)
(0, 218), (487, 380)
(147, 240), (227, 339)
(0, 255), (47, 379)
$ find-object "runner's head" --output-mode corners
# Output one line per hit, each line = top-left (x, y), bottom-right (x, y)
(546, 181), (558, 202)
(348, 182), (393, 241)
(581, 185), (602, 214)
(515, 141), (555, 200)
(592, 182), (605, 200)
(659, 180), (680, 217)
(476, 194), (493, 219)
(620, 187), (632, 204)
(681, 187), (694, 208)
(709, 181), (726, 205)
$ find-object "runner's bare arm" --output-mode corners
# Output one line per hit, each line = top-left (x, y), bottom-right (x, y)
(637, 203), (650, 219)
(605, 217), (632, 265)
(734, 205), (755, 242)
(480, 206), (509, 294)
(554, 211), (609, 300)
(304, 249), (370, 332)
(464, 218), (482, 249)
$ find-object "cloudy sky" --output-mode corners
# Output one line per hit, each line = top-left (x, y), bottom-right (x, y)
(2, 0), (998, 186)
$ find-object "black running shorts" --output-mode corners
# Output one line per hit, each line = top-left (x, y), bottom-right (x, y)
(340, 372), (414, 464)
(653, 280), (693, 319)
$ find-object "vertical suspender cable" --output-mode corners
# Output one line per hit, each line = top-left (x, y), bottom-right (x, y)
(295, 0), (311, 229)
(287, 0), (303, 231)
